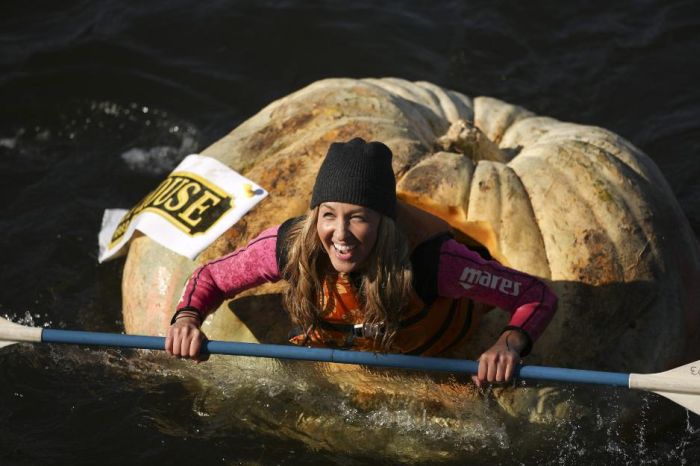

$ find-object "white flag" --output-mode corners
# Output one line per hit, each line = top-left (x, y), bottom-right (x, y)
(98, 154), (267, 263)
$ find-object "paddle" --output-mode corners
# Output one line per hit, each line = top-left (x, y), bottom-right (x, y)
(1, 315), (699, 415)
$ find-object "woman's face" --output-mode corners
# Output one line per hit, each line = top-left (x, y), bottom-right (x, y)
(316, 202), (382, 273)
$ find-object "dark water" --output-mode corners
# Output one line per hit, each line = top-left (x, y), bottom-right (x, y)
(1, 1), (700, 464)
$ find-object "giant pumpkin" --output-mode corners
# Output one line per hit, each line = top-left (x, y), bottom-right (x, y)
(121, 78), (699, 429)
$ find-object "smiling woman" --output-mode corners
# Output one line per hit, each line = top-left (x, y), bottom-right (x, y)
(166, 136), (558, 390)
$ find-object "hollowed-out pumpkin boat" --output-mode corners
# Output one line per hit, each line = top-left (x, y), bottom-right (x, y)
(119, 78), (699, 456)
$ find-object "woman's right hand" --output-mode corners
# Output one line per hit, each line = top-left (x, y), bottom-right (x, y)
(165, 315), (208, 361)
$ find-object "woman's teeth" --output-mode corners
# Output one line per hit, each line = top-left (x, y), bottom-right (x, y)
(333, 243), (356, 253)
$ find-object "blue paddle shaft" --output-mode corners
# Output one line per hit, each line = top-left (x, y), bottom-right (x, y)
(41, 328), (630, 387)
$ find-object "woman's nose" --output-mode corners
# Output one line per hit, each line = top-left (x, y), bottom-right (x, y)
(333, 218), (351, 241)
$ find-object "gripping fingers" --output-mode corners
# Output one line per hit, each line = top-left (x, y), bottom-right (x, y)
(476, 356), (487, 386)
(189, 332), (203, 359)
(179, 327), (199, 358)
(167, 325), (197, 358)
(486, 354), (498, 383)
(475, 353), (519, 385)
(495, 359), (506, 382)
(505, 359), (514, 382)
(474, 353), (496, 386)
(165, 329), (175, 355)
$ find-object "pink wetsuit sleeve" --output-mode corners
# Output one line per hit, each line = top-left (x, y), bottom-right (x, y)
(437, 239), (557, 342)
(176, 225), (282, 317)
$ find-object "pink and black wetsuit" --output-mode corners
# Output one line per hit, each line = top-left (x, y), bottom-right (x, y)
(176, 221), (557, 355)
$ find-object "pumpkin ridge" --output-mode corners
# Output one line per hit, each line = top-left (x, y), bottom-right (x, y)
(539, 144), (626, 283)
(496, 161), (552, 278)
(559, 139), (663, 274)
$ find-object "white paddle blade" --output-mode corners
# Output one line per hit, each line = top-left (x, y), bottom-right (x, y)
(654, 391), (700, 416)
(629, 360), (700, 414)
(0, 316), (42, 348)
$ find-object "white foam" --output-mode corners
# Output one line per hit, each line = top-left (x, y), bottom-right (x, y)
(120, 146), (182, 175)
(0, 138), (17, 149)
(120, 134), (198, 176)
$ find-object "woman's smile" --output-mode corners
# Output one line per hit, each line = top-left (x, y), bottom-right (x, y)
(332, 242), (356, 257)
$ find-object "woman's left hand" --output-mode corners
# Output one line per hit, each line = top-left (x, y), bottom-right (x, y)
(472, 329), (526, 387)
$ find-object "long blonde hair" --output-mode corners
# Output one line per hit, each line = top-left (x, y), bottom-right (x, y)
(282, 207), (413, 350)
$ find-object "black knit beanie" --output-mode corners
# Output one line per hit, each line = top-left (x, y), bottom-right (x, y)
(310, 137), (396, 219)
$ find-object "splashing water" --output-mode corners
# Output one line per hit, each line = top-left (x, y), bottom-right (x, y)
(1, 335), (699, 465)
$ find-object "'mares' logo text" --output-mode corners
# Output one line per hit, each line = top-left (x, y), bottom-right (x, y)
(459, 267), (521, 296)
